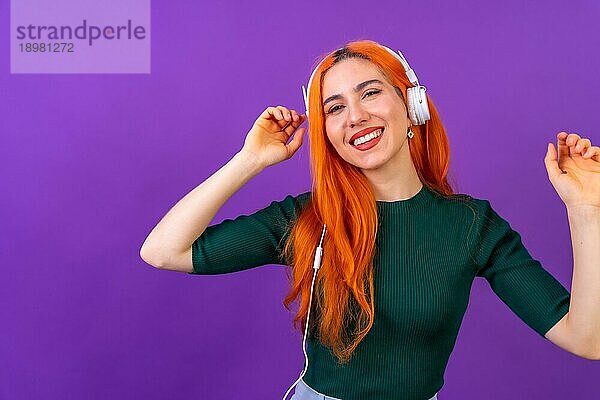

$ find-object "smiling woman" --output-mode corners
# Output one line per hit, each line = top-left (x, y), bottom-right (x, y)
(275, 41), (473, 399)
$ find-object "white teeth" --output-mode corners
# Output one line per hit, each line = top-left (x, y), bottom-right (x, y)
(353, 128), (383, 146)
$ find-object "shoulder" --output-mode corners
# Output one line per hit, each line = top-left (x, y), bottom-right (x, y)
(259, 191), (312, 222)
(426, 188), (509, 234)
(449, 193), (514, 241)
(427, 187), (483, 217)
(294, 190), (312, 205)
(273, 190), (312, 209)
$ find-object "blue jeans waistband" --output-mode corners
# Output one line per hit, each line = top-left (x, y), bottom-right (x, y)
(291, 377), (439, 400)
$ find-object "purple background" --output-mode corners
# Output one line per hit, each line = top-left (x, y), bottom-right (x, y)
(2, 1), (599, 399)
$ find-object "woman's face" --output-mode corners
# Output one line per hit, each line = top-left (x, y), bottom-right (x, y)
(321, 58), (411, 171)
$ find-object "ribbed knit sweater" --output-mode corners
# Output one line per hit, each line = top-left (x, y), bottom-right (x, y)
(188, 184), (571, 399)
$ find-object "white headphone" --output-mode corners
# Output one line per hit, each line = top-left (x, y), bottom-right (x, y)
(301, 44), (431, 125)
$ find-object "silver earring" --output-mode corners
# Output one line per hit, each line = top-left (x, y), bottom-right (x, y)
(407, 127), (414, 139)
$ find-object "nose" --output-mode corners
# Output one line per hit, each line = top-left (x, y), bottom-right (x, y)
(347, 102), (370, 128)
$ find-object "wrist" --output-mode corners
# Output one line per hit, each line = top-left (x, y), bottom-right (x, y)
(566, 204), (600, 218)
(235, 149), (266, 175)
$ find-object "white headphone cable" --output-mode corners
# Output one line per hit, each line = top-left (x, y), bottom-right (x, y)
(282, 224), (327, 400)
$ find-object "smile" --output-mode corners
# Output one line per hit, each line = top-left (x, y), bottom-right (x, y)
(351, 128), (384, 151)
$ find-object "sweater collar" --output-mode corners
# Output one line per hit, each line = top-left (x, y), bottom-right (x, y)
(376, 183), (434, 211)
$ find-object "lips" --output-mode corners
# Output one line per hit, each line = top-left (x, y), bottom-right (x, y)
(349, 126), (385, 144)
(351, 130), (383, 151)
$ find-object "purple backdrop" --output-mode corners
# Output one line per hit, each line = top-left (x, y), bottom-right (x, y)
(2, 1), (600, 399)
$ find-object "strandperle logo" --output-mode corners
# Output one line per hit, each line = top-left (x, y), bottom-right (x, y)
(15, 19), (147, 47)
(10, 0), (150, 74)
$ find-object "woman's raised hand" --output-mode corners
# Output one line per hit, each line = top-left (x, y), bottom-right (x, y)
(240, 106), (306, 169)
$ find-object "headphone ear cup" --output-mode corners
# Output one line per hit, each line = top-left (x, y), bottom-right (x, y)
(407, 87), (419, 125)
(416, 86), (430, 123)
(407, 86), (431, 125)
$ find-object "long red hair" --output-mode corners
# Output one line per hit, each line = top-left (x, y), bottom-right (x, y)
(282, 39), (466, 364)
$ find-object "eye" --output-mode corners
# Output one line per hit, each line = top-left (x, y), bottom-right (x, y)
(364, 89), (381, 98)
(328, 105), (343, 114)
(326, 89), (381, 114)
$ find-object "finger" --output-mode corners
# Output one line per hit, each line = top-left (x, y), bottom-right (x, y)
(566, 132), (582, 156)
(545, 142), (565, 177)
(281, 115), (304, 135)
(581, 146), (600, 163)
(280, 120), (293, 134)
(268, 106), (295, 132)
(583, 146), (600, 159)
(566, 132), (582, 147)
(276, 105), (292, 122)
(557, 131), (571, 159)
(286, 109), (301, 126)
(583, 146), (592, 158)
(291, 109), (299, 122)
(575, 138), (591, 155)
(286, 127), (305, 155)
(272, 106), (285, 121)
(263, 106), (284, 122)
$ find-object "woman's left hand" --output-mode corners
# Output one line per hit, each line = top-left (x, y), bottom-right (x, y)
(544, 131), (600, 209)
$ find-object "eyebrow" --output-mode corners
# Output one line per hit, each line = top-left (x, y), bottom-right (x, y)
(322, 79), (385, 107)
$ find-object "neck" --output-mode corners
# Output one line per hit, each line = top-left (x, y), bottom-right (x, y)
(362, 138), (423, 202)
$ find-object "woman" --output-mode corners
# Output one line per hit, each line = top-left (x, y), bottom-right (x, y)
(140, 40), (600, 399)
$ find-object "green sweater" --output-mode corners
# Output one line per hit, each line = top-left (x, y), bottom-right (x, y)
(188, 184), (571, 399)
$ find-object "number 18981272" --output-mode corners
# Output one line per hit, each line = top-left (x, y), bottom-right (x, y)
(19, 42), (74, 53)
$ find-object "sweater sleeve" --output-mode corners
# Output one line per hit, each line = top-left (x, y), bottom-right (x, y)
(188, 191), (311, 275)
(471, 199), (571, 339)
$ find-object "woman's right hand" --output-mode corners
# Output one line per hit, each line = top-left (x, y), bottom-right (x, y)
(240, 106), (306, 169)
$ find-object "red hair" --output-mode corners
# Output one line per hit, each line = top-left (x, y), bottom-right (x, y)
(282, 39), (467, 364)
